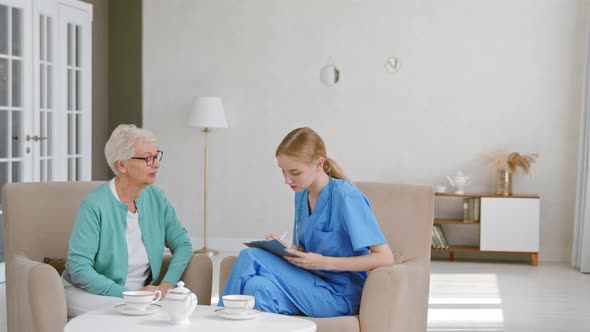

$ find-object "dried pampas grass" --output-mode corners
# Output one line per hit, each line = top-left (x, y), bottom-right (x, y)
(486, 150), (510, 170)
(507, 152), (538, 174)
(486, 151), (538, 174)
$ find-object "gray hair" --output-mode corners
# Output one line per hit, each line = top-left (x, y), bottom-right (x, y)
(104, 124), (157, 176)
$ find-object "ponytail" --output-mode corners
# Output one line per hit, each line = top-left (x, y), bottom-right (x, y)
(323, 157), (348, 181)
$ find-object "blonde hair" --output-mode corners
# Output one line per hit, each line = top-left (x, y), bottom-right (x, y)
(275, 127), (348, 180)
(104, 124), (157, 175)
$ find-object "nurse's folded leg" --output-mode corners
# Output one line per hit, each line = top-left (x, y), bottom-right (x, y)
(221, 247), (351, 317)
(243, 275), (302, 315)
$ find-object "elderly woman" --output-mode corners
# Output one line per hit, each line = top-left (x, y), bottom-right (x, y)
(62, 124), (193, 317)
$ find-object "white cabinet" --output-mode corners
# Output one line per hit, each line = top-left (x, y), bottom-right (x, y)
(480, 197), (540, 253)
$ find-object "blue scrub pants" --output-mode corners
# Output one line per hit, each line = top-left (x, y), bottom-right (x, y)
(219, 248), (354, 317)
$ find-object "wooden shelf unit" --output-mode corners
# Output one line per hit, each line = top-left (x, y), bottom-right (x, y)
(433, 192), (540, 265)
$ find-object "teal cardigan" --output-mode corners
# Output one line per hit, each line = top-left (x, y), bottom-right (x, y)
(63, 182), (193, 298)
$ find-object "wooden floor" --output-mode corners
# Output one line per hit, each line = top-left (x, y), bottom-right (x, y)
(428, 260), (590, 332)
(1, 259), (588, 332)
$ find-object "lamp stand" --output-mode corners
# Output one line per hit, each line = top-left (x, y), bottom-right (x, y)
(195, 128), (219, 256)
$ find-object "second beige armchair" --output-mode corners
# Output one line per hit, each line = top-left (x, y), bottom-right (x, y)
(219, 182), (434, 332)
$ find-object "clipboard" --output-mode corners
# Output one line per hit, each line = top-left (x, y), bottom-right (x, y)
(243, 240), (329, 280)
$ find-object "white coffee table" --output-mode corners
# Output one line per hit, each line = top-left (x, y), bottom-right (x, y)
(64, 304), (317, 332)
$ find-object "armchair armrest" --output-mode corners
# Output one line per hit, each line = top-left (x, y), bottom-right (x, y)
(181, 254), (213, 305)
(359, 259), (430, 332)
(156, 254), (213, 305)
(219, 256), (238, 296)
(8, 255), (67, 332)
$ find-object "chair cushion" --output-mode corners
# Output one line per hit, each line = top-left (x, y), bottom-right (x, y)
(44, 257), (66, 275)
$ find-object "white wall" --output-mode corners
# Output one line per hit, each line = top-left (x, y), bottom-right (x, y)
(143, 0), (590, 260)
(82, 0), (110, 181)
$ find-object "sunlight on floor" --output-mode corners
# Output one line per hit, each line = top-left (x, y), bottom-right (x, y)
(428, 273), (504, 331)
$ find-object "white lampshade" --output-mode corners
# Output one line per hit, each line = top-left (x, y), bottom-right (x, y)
(188, 97), (228, 128)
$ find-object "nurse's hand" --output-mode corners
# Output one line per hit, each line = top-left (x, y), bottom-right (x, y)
(264, 233), (278, 241)
(265, 233), (288, 247)
(284, 249), (325, 270)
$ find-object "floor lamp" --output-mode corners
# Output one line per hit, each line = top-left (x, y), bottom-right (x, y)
(188, 96), (228, 256)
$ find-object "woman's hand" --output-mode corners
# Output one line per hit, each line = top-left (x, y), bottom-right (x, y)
(141, 282), (174, 300)
(264, 233), (277, 241)
(284, 248), (326, 270)
(265, 233), (289, 247)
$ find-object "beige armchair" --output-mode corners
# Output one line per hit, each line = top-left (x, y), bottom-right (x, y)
(219, 182), (434, 332)
(2, 181), (213, 332)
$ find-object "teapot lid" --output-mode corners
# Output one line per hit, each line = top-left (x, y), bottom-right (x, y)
(454, 170), (469, 177)
(171, 281), (190, 293)
(166, 281), (191, 300)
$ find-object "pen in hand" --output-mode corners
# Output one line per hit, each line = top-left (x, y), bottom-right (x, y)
(279, 231), (289, 241)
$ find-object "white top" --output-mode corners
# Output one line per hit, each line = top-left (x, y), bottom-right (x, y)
(109, 178), (150, 290)
(64, 305), (317, 332)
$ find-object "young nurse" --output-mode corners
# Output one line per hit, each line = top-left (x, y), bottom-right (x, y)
(220, 127), (394, 317)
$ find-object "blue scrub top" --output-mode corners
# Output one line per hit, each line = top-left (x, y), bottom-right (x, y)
(292, 178), (386, 297)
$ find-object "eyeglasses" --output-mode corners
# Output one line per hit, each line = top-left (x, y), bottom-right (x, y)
(129, 150), (163, 166)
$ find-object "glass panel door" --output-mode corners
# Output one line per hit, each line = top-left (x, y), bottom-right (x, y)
(66, 22), (80, 180)
(34, 7), (57, 182)
(0, 4), (25, 196)
(0, 0), (32, 267)
(61, 3), (90, 181)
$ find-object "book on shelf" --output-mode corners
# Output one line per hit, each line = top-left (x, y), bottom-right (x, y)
(473, 198), (480, 222)
(462, 198), (480, 223)
(463, 199), (469, 221)
(432, 226), (442, 248)
(431, 227), (439, 248)
(431, 224), (449, 249)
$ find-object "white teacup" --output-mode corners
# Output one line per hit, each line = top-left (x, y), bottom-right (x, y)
(123, 290), (162, 311)
(222, 295), (255, 314)
(434, 185), (447, 193)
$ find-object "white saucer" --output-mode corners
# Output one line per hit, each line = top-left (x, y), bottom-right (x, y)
(215, 308), (261, 320)
(114, 303), (162, 316)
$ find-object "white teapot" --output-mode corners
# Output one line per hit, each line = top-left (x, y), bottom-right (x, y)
(446, 170), (472, 194)
(161, 281), (198, 325)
